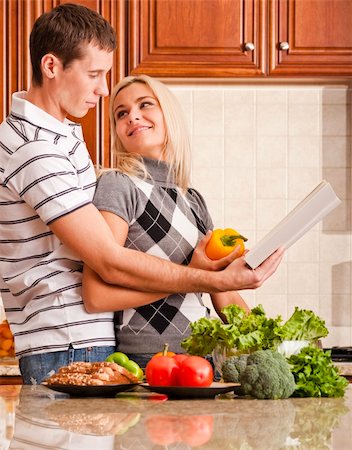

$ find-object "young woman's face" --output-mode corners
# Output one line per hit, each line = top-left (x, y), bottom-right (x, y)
(113, 83), (166, 159)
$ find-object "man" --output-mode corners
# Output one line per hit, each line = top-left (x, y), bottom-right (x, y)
(0, 3), (283, 384)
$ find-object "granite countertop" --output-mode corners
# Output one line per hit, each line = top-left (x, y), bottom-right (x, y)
(1, 384), (351, 449)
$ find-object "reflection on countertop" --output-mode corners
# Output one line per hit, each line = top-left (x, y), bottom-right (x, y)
(1, 384), (351, 449)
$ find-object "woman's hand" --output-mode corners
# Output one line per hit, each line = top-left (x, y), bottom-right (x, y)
(189, 230), (243, 271)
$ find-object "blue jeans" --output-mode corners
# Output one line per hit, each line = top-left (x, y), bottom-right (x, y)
(19, 345), (116, 385)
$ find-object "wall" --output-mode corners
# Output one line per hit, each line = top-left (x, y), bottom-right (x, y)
(169, 82), (352, 348)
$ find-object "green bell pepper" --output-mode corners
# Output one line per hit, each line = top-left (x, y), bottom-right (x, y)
(106, 351), (144, 380)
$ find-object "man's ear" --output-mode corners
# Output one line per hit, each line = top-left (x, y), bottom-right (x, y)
(41, 53), (61, 80)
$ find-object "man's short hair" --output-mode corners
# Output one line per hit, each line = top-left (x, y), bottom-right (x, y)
(30, 3), (117, 86)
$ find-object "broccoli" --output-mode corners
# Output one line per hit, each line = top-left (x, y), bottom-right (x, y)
(240, 349), (296, 399)
(221, 354), (248, 383)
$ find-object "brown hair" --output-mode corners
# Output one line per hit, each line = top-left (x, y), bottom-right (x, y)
(30, 3), (117, 86)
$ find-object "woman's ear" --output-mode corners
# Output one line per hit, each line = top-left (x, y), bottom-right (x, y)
(41, 53), (60, 80)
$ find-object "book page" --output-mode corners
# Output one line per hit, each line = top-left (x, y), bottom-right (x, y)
(244, 181), (341, 269)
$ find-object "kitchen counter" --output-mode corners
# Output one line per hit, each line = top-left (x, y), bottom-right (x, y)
(1, 383), (351, 449)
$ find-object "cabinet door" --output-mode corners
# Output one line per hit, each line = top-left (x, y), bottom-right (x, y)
(269, 0), (352, 76)
(0, 0), (125, 168)
(128, 0), (266, 77)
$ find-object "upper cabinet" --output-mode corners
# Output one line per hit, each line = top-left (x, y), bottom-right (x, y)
(0, 0), (126, 168)
(128, 0), (266, 77)
(269, 0), (352, 76)
(2, 0), (351, 168)
(129, 0), (352, 78)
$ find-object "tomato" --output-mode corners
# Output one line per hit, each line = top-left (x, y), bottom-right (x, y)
(173, 354), (188, 366)
(145, 352), (212, 387)
(205, 228), (247, 260)
(145, 355), (180, 386)
(178, 356), (213, 387)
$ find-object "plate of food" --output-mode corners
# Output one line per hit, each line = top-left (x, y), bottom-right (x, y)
(140, 382), (241, 399)
(42, 361), (140, 397)
(43, 382), (140, 397)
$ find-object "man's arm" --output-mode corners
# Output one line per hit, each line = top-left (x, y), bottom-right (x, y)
(49, 203), (284, 294)
(82, 211), (168, 312)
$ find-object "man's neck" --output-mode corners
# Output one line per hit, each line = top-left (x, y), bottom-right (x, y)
(25, 86), (66, 122)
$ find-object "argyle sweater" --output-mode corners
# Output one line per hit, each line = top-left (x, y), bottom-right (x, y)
(93, 157), (213, 353)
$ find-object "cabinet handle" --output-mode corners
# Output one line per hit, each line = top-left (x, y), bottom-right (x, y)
(244, 42), (255, 51)
(279, 41), (290, 50)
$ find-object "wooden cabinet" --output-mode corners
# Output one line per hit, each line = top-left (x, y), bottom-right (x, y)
(269, 0), (352, 76)
(128, 0), (267, 77)
(129, 0), (352, 78)
(1, 0), (352, 165)
(0, 0), (126, 167)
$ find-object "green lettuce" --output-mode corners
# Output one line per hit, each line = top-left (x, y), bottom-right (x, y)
(275, 306), (328, 341)
(288, 346), (348, 397)
(181, 304), (328, 357)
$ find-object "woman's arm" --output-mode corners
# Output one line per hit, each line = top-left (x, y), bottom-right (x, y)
(82, 216), (244, 313)
(82, 210), (168, 312)
(210, 291), (250, 322)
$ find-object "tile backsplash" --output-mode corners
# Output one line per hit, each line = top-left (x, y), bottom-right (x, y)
(170, 82), (352, 348)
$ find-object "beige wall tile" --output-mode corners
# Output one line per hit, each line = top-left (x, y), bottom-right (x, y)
(322, 326), (351, 348)
(289, 104), (319, 136)
(193, 90), (223, 136)
(203, 197), (224, 228)
(167, 81), (352, 344)
(224, 200), (256, 232)
(288, 167), (319, 199)
(257, 103), (287, 136)
(256, 262), (287, 295)
(256, 199), (286, 230)
(287, 230), (319, 262)
(224, 167), (255, 200)
(288, 136), (319, 167)
(224, 90), (255, 136)
(288, 263), (319, 295)
(192, 135), (224, 168)
(288, 294), (320, 312)
(288, 89), (319, 104)
(322, 136), (350, 168)
(255, 294), (288, 320)
(322, 105), (348, 136)
(256, 168), (287, 199)
(257, 136), (287, 168)
(225, 135), (255, 167)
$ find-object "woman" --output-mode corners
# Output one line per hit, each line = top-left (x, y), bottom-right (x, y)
(82, 75), (249, 368)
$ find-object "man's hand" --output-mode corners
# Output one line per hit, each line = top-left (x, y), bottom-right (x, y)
(217, 247), (285, 292)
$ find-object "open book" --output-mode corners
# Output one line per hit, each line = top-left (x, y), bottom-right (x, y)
(244, 181), (341, 269)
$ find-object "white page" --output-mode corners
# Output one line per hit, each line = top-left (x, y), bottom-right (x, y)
(244, 181), (341, 269)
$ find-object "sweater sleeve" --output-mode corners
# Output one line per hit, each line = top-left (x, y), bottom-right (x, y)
(187, 188), (214, 233)
(93, 170), (138, 224)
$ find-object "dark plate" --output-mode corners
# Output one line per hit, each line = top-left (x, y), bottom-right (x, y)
(140, 382), (241, 399)
(42, 382), (139, 397)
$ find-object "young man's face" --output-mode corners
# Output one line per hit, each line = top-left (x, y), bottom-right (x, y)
(54, 43), (113, 120)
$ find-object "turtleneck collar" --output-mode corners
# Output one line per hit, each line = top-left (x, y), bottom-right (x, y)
(142, 157), (177, 187)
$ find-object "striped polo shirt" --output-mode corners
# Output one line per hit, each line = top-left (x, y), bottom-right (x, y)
(0, 92), (114, 357)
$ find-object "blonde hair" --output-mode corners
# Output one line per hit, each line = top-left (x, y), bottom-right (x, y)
(105, 74), (191, 191)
